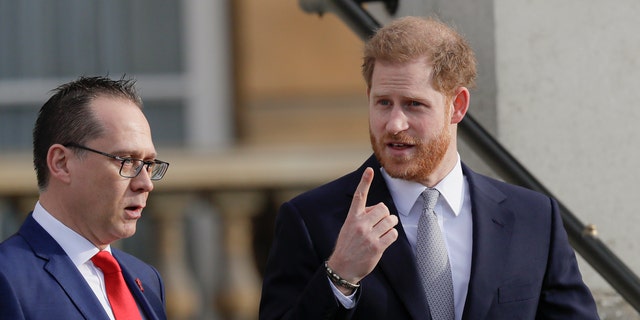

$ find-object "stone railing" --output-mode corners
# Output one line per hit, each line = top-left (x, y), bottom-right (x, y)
(0, 146), (371, 320)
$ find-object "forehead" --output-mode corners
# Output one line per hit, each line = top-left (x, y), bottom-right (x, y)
(88, 96), (154, 153)
(370, 58), (437, 95)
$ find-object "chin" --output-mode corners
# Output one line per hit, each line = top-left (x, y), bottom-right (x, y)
(118, 225), (138, 239)
(388, 165), (424, 182)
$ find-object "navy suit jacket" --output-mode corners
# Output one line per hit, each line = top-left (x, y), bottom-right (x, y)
(259, 155), (599, 319)
(0, 214), (167, 320)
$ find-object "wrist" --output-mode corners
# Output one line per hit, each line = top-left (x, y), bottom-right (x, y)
(324, 261), (361, 291)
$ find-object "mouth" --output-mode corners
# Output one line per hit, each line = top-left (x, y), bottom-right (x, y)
(387, 142), (414, 149)
(124, 205), (145, 219)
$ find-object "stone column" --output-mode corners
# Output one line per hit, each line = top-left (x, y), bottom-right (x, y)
(211, 191), (265, 320)
(150, 192), (201, 319)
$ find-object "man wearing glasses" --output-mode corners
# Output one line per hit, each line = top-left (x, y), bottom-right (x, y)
(0, 76), (169, 320)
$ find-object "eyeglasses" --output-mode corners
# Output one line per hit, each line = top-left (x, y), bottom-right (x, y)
(64, 143), (169, 181)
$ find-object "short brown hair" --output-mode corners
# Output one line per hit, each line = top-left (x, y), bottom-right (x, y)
(362, 16), (477, 97)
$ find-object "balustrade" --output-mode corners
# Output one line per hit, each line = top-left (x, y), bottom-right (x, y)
(0, 146), (370, 319)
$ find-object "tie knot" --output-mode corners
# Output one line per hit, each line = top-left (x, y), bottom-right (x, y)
(91, 251), (122, 274)
(421, 188), (440, 212)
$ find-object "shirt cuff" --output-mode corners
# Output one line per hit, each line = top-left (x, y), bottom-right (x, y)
(327, 277), (357, 309)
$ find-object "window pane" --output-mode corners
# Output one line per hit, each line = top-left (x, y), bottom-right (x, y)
(0, 104), (38, 151)
(144, 99), (185, 147)
(0, 0), (183, 79)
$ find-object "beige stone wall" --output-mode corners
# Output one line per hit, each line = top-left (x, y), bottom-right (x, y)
(494, 0), (640, 292)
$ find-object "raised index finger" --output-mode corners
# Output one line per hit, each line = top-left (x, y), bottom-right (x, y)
(348, 167), (374, 216)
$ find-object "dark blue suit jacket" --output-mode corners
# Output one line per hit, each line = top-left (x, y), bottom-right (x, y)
(0, 214), (167, 320)
(259, 155), (599, 319)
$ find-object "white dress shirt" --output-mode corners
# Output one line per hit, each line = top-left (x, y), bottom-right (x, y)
(32, 201), (134, 320)
(382, 156), (472, 320)
(331, 156), (472, 320)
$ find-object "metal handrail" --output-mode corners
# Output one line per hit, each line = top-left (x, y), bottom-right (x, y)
(300, 0), (640, 313)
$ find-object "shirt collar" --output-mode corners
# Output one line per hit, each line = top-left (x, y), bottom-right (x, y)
(381, 155), (465, 217)
(32, 201), (111, 267)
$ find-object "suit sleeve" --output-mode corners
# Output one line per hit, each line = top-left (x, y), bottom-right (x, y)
(259, 201), (354, 320)
(536, 198), (599, 319)
(0, 269), (26, 320)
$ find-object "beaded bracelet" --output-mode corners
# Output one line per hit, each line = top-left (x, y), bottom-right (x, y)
(324, 261), (361, 290)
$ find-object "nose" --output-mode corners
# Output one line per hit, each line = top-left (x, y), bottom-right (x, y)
(385, 106), (409, 135)
(131, 167), (154, 192)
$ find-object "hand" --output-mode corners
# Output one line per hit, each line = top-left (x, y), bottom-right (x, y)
(327, 167), (399, 294)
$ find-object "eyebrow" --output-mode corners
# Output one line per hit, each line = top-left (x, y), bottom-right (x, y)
(110, 149), (158, 160)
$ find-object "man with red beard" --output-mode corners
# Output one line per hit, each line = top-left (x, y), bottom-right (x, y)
(259, 17), (598, 320)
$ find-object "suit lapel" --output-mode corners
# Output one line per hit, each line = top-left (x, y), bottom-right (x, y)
(44, 256), (109, 320)
(360, 157), (431, 319)
(461, 166), (514, 320)
(115, 253), (164, 320)
(20, 215), (109, 320)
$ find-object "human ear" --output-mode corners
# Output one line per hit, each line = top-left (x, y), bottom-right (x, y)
(450, 87), (470, 124)
(47, 144), (72, 184)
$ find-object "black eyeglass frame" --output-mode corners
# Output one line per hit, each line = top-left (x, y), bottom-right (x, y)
(63, 143), (169, 181)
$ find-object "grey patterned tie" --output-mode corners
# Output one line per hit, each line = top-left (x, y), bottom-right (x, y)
(416, 188), (455, 320)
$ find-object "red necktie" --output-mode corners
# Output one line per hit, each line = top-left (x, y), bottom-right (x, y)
(91, 251), (142, 320)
